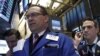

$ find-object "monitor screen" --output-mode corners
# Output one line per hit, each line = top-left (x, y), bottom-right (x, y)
(69, 10), (75, 29)
(80, 1), (86, 19)
(52, 20), (61, 31)
(73, 7), (78, 24)
(0, 40), (9, 54)
(19, 0), (24, 14)
(23, 0), (28, 11)
(0, 0), (14, 22)
(18, 0), (24, 18)
(76, 5), (82, 20)
(66, 12), (71, 31)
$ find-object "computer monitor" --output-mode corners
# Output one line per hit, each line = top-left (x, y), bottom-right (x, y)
(52, 20), (61, 31)
(18, 0), (24, 18)
(49, 16), (62, 32)
(23, 0), (29, 11)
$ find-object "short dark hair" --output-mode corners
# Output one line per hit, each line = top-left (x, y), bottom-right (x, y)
(3, 29), (21, 40)
(82, 17), (99, 28)
(28, 5), (48, 15)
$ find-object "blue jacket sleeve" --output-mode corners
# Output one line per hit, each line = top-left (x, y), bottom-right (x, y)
(59, 33), (79, 56)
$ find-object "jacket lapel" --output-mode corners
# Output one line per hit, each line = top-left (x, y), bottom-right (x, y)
(32, 33), (50, 53)
(31, 28), (52, 55)
(23, 38), (29, 56)
(95, 36), (100, 56)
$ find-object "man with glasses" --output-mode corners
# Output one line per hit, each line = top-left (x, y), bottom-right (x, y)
(78, 17), (100, 56)
(14, 5), (78, 56)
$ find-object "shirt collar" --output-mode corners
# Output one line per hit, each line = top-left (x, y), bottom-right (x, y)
(93, 36), (98, 44)
(33, 30), (46, 37)
(38, 30), (46, 37)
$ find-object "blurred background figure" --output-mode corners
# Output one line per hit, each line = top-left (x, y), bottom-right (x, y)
(3, 29), (21, 56)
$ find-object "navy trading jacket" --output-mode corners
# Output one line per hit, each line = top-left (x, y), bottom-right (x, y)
(13, 32), (79, 56)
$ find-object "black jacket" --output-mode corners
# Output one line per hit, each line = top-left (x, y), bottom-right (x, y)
(78, 36), (100, 56)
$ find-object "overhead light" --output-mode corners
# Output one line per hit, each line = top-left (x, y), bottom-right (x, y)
(57, 0), (63, 2)
(32, 0), (61, 9)
(37, 0), (51, 7)
(32, 0), (38, 4)
(52, 2), (60, 9)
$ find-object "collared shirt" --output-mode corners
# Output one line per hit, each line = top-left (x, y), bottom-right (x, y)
(93, 36), (98, 44)
(87, 36), (98, 56)
(32, 29), (46, 38)
(87, 36), (98, 45)
(78, 36), (99, 56)
(29, 29), (46, 54)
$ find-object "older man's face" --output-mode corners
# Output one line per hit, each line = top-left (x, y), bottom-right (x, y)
(26, 6), (48, 33)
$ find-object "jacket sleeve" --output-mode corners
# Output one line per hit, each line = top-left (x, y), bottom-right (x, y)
(13, 50), (26, 56)
(60, 34), (79, 56)
(13, 39), (26, 56)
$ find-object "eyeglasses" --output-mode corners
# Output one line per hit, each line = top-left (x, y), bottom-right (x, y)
(26, 12), (42, 19)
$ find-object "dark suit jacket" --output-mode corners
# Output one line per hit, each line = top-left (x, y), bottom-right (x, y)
(78, 35), (100, 56)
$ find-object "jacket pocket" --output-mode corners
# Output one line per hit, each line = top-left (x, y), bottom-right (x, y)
(42, 47), (59, 56)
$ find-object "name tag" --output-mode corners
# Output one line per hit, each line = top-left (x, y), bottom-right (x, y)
(46, 34), (59, 41)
